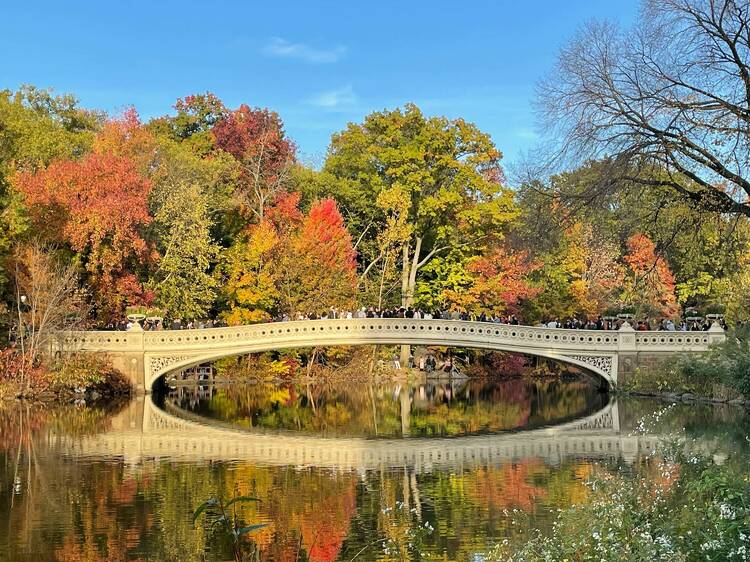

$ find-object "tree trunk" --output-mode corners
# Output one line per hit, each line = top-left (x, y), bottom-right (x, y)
(399, 237), (422, 366)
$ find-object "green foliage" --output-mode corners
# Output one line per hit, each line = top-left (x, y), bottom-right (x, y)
(148, 143), (221, 320)
(623, 326), (750, 399)
(322, 103), (517, 306)
(193, 494), (266, 562)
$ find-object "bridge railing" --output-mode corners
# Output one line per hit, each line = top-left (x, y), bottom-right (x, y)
(57, 317), (725, 355)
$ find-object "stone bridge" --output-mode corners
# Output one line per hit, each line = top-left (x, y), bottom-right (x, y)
(56, 318), (725, 393)
(50, 396), (668, 471)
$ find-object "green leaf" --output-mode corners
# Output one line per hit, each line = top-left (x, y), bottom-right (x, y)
(192, 498), (219, 525)
(237, 523), (268, 536)
(224, 495), (262, 509)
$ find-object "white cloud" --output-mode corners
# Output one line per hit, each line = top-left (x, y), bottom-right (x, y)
(263, 37), (346, 64)
(515, 128), (539, 141)
(308, 85), (357, 108)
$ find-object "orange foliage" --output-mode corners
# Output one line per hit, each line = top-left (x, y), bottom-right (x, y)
(299, 478), (357, 562)
(13, 153), (154, 319)
(624, 234), (679, 317)
(467, 461), (548, 512)
(444, 247), (540, 317)
(92, 107), (157, 171)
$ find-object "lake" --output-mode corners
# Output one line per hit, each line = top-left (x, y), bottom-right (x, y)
(1, 367), (748, 561)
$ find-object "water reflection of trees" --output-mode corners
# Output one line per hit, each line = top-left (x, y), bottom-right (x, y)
(168, 378), (606, 438)
(1, 400), (748, 561)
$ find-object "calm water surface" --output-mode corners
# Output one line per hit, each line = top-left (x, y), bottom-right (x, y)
(1, 372), (748, 561)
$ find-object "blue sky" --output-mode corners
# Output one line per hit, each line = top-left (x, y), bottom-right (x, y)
(1, 0), (636, 166)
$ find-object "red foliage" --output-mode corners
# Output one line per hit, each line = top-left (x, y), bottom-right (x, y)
(266, 190), (303, 231)
(300, 479), (357, 562)
(0, 348), (49, 394)
(297, 198), (357, 271)
(445, 246), (540, 317)
(13, 153), (153, 319)
(214, 105), (294, 162)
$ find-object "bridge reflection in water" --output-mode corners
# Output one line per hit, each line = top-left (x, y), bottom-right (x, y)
(50, 394), (664, 471)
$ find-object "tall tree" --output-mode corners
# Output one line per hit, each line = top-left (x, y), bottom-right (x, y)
(538, 0), (750, 217)
(149, 179), (218, 321)
(220, 220), (280, 325)
(323, 104), (517, 311)
(276, 198), (357, 316)
(213, 104), (295, 222)
(0, 87), (99, 333)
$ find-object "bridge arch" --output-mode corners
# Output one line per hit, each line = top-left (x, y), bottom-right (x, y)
(151, 342), (615, 391)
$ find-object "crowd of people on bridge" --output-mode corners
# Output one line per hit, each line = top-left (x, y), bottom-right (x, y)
(115, 305), (727, 332)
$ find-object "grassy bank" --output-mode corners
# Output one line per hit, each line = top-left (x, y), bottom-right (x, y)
(621, 326), (750, 405)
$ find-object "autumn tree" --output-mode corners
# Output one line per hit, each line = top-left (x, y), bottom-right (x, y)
(148, 93), (227, 156)
(276, 198), (357, 316)
(213, 104), (296, 222)
(622, 233), (679, 318)
(437, 247), (540, 317)
(220, 220), (280, 325)
(9, 241), (87, 389)
(13, 153), (153, 321)
(0, 87), (99, 338)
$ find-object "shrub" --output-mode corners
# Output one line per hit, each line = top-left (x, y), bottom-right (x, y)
(50, 353), (131, 395)
(623, 326), (750, 399)
(489, 451), (750, 561)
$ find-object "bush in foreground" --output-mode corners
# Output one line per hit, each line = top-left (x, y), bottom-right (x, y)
(489, 450), (750, 562)
(0, 350), (131, 399)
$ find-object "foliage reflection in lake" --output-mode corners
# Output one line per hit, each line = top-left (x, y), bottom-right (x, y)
(162, 378), (609, 438)
(1, 382), (749, 561)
